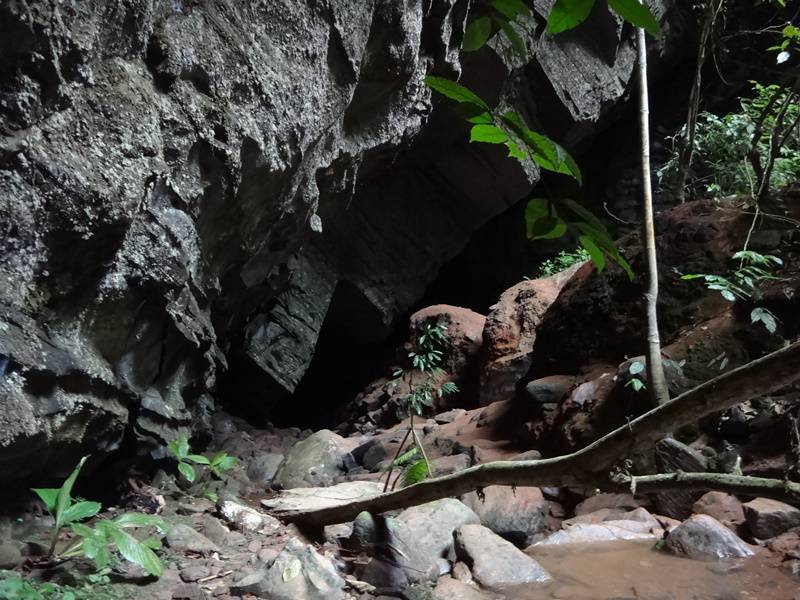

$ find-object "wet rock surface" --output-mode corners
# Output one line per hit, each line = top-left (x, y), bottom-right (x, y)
(665, 514), (754, 560)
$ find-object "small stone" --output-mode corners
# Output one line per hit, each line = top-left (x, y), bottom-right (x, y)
(0, 543), (22, 569)
(743, 498), (800, 539)
(665, 514), (754, 560)
(433, 577), (494, 600)
(247, 540), (261, 553)
(218, 499), (280, 532)
(167, 524), (220, 554)
(171, 583), (206, 600)
(180, 564), (212, 582)
(452, 561), (473, 583)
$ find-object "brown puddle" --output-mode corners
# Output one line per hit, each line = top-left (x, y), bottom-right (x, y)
(497, 541), (798, 600)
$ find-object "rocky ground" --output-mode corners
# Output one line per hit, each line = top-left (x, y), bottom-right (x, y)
(2, 196), (800, 599)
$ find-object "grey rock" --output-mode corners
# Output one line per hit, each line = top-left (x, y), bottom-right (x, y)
(272, 429), (352, 489)
(461, 485), (549, 547)
(743, 498), (800, 539)
(262, 480), (383, 514)
(0, 543), (23, 569)
(246, 453), (285, 486)
(454, 524), (552, 588)
(653, 438), (708, 519)
(231, 538), (345, 600)
(166, 524), (220, 554)
(433, 577), (495, 600)
(665, 515), (754, 560)
(524, 375), (576, 405)
(356, 499), (480, 590)
(533, 522), (660, 547)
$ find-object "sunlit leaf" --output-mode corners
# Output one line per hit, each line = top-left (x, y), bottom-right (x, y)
(108, 526), (163, 577)
(32, 488), (59, 515)
(425, 76), (490, 110)
(607, 0), (661, 36)
(61, 501), (101, 525)
(547, 0), (596, 34)
(470, 124), (508, 144)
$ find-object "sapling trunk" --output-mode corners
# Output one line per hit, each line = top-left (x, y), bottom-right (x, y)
(636, 25), (670, 407)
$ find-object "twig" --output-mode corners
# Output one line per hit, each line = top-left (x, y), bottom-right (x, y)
(199, 570), (233, 584)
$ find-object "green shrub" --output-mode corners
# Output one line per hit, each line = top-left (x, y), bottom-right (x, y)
(537, 247), (590, 277)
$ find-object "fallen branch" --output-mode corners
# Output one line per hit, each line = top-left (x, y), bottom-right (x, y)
(271, 340), (800, 526)
(623, 472), (800, 504)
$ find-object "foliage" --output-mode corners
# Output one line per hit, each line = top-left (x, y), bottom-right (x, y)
(168, 434), (236, 501)
(462, 0), (533, 57)
(389, 321), (460, 417)
(31, 457), (167, 578)
(680, 250), (782, 333)
(0, 572), (130, 600)
(32, 456), (101, 556)
(767, 20), (799, 64)
(548, 0), (660, 36)
(659, 82), (800, 197)
(625, 360), (646, 392)
(538, 247), (590, 277)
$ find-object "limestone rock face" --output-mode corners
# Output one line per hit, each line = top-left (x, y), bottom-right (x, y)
(0, 0), (687, 481)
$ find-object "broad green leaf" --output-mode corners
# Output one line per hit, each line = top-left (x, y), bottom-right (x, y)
(32, 488), (59, 515)
(559, 199), (609, 237)
(425, 76), (490, 110)
(453, 103), (493, 124)
(141, 537), (163, 550)
(529, 216), (567, 240)
(751, 307), (777, 334)
(114, 512), (169, 533)
(491, 0), (531, 19)
(212, 454), (237, 471)
(61, 501), (101, 525)
(463, 16), (494, 51)
(547, 0), (596, 34)
(579, 235), (606, 271)
(402, 458), (430, 487)
(500, 112), (581, 181)
(469, 124), (508, 144)
(720, 289), (736, 302)
(168, 434), (190, 460)
(607, 0), (660, 36)
(178, 462), (196, 483)
(282, 558), (303, 582)
(505, 140), (528, 159)
(187, 454), (211, 465)
(108, 526), (163, 577)
(56, 456), (90, 528)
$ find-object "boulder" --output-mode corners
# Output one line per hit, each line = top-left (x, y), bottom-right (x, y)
(665, 515), (754, 560)
(231, 538), (346, 600)
(479, 267), (580, 406)
(272, 430), (354, 489)
(166, 524), (220, 554)
(461, 486), (549, 547)
(218, 499), (280, 533)
(692, 492), (746, 533)
(653, 438), (708, 519)
(743, 498), (800, 539)
(262, 480), (383, 514)
(575, 493), (643, 516)
(524, 375), (575, 405)
(532, 522), (660, 547)
(356, 499), (480, 590)
(454, 524), (552, 588)
(246, 453), (285, 486)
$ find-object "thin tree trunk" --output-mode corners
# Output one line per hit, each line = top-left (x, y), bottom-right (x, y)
(672, 0), (722, 202)
(636, 26), (670, 407)
(268, 340), (800, 526)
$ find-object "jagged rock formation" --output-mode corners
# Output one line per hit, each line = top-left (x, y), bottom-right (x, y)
(0, 0), (689, 482)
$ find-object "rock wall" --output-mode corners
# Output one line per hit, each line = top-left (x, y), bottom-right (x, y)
(0, 0), (688, 481)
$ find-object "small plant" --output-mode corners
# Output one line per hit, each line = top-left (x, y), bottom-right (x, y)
(383, 321), (460, 490)
(0, 572), (130, 600)
(31, 457), (167, 578)
(625, 360), (647, 393)
(680, 250), (782, 333)
(538, 247), (591, 277)
(168, 434), (237, 502)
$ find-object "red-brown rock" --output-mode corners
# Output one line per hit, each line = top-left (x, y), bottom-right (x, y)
(743, 498), (800, 539)
(692, 492), (745, 532)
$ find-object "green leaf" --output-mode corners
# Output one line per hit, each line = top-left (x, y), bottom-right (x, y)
(282, 558), (302, 582)
(168, 434), (190, 460)
(113, 512), (169, 533)
(178, 462), (196, 483)
(500, 112), (581, 182)
(720, 289), (736, 302)
(607, 0), (660, 36)
(491, 0), (531, 19)
(463, 16), (494, 51)
(453, 103), (493, 124)
(211, 454), (237, 471)
(107, 526), (163, 577)
(751, 307), (777, 334)
(141, 537), (163, 550)
(187, 454), (211, 465)
(56, 456), (90, 528)
(61, 501), (101, 525)
(547, 0), (596, 34)
(32, 488), (60, 515)
(529, 216), (567, 240)
(505, 139), (528, 160)
(203, 490), (220, 503)
(469, 124), (508, 144)
(71, 522), (98, 539)
(402, 458), (431, 487)
(425, 76), (490, 110)
(579, 235), (606, 271)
